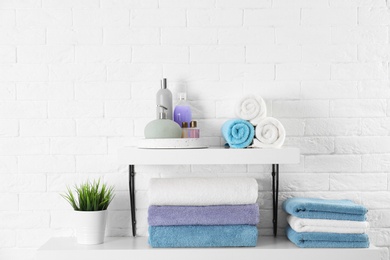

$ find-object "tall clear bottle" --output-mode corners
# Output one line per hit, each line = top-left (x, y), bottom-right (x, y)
(174, 93), (192, 128)
(156, 78), (173, 120)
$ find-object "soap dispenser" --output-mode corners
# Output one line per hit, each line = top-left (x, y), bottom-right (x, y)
(156, 78), (173, 120)
(144, 105), (182, 139)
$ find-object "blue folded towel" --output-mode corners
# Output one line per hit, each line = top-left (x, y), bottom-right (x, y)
(148, 204), (259, 226)
(283, 197), (367, 221)
(148, 225), (258, 248)
(286, 225), (369, 248)
(221, 119), (255, 148)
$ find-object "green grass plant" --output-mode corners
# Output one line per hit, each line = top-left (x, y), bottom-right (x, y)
(61, 179), (115, 211)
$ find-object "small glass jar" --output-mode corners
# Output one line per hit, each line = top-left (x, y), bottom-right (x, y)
(188, 121), (200, 138)
(181, 122), (189, 138)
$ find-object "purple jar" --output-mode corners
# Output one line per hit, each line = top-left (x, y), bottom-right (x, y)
(174, 93), (192, 128)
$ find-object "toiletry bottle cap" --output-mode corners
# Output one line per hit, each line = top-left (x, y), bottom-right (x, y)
(182, 122), (188, 128)
(161, 78), (167, 89)
(178, 92), (187, 100)
(190, 121), (197, 128)
(156, 105), (167, 119)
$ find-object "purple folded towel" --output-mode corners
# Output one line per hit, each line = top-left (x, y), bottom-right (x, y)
(148, 204), (259, 226)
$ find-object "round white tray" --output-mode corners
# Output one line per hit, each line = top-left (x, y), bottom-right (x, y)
(138, 138), (208, 149)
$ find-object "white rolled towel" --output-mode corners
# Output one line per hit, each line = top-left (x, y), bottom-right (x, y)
(235, 94), (267, 126)
(287, 215), (370, 234)
(250, 117), (286, 148)
(148, 177), (258, 206)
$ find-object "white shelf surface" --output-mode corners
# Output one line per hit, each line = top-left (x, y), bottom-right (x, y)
(35, 236), (381, 260)
(118, 146), (300, 165)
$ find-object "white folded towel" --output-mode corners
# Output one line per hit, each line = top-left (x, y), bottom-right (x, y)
(148, 177), (258, 206)
(250, 117), (286, 148)
(235, 95), (267, 126)
(287, 215), (370, 234)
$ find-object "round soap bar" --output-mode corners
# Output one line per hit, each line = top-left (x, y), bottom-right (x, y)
(144, 119), (182, 139)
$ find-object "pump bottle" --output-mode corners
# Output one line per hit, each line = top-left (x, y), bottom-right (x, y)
(156, 78), (173, 120)
(144, 105), (182, 139)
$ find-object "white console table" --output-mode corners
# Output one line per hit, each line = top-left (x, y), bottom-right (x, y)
(36, 147), (383, 260)
(117, 146), (300, 237)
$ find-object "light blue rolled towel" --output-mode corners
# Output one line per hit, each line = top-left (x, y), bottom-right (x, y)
(221, 119), (255, 148)
(286, 225), (369, 248)
(283, 197), (367, 221)
(148, 225), (258, 248)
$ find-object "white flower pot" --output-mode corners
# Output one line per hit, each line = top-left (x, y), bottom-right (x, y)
(75, 210), (108, 245)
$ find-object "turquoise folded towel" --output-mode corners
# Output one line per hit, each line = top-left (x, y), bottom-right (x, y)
(286, 225), (369, 248)
(221, 119), (255, 148)
(148, 225), (258, 248)
(283, 197), (367, 221)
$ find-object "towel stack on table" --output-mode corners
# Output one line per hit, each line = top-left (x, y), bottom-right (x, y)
(222, 94), (286, 149)
(283, 197), (370, 248)
(147, 177), (260, 248)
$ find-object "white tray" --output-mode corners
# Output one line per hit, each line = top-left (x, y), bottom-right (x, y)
(138, 138), (208, 149)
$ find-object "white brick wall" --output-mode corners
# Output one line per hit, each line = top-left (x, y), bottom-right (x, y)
(0, 0), (389, 259)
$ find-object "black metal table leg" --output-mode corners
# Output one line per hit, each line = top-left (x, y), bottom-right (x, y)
(129, 165), (136, 237)
(272, 164), (279, 237)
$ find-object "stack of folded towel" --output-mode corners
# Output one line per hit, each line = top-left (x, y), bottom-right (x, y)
(283, 197), (370, 248)
(222, 94), (286, 149)
(147, 177), (260, 248)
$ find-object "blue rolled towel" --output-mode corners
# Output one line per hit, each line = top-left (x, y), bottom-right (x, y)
(286, 225), (369, 248)
(148, 225), (258, 248)
(221, 119), (255, 148)
(283, 197), (367, 221)
(148, 204), (259, 226)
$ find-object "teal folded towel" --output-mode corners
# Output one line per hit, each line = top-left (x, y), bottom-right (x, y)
(221, 119), (255, 148)
(286, 225), (369, 248)
(283, 197), (367, 221)
(148, 225), (258, 248)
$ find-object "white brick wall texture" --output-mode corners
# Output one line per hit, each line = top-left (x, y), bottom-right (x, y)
(0, 0), (389, 259)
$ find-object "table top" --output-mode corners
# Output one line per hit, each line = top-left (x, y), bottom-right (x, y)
(118, 146), (300, 165)
(36, 237), (381, 260)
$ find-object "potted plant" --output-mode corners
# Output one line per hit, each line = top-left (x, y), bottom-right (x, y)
(61, 179), (115, 245)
